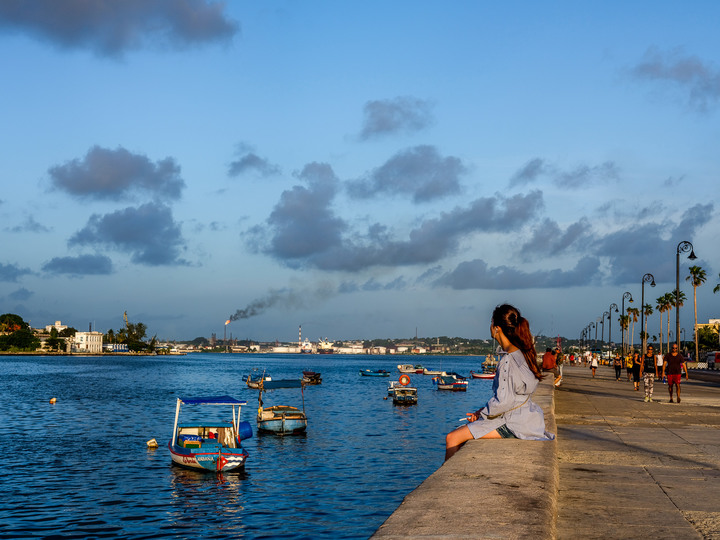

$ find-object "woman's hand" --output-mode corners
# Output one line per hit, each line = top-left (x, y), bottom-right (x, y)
(466, 412), (479, 422)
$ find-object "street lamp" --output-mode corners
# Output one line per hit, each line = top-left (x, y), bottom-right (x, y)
(621, 292), (633, 356)
(602, 311), (610, 360)
(675, 241), (697, 351)
(641, 273), (656, 355)
(590, 322), (596, 351)
(608, 303), (618, 359)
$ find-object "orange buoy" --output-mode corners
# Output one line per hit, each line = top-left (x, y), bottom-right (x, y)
(399, 374), (410, 386)
(49, 397), (57, 404)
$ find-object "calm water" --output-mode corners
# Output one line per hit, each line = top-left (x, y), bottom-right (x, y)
(0, 353), (493, 539)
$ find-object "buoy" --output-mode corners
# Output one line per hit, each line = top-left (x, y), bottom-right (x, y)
(147, 438), (158, 448)
(49, 397), (57, 404)
(399, 374), (411, 386)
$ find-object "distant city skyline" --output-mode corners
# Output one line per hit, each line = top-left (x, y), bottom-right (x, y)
(1, 1), (718, 342)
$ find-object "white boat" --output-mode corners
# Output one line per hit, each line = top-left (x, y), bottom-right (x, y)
(398, 364), (424, 373)
(317, 339), (334, 354)
(300, 339), (313, 354)
(423, 367), (444, 375)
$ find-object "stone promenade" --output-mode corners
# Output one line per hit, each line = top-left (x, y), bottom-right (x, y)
(556, 364), (720, 539)
(373, 363), (720, 539)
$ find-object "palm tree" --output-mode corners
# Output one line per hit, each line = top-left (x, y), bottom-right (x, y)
(627, 307), (639, 351)
(686, 265), (707, 363)
(713, 272), (720, 294)
(656, 295), (668, 354)
(662, 292), (674, 350)
(619, 314), (629, 355)
(642, 303), (653, 350)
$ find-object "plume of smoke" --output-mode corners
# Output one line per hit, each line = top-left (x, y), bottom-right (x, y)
(227, 283), (334, 322)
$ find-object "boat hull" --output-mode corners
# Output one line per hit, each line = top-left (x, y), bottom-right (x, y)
(169, 441), (248, 472)
(360, 370), (390, 377)
(257, 406), (308, 435)
(470, 371), (495, 379)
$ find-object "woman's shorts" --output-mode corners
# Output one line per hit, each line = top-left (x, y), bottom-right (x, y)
(496, 424), (518, 439)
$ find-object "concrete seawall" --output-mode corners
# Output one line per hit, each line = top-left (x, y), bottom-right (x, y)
(372, 377), (558, 539)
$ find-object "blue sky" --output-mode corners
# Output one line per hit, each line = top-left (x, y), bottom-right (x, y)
(1, 1), (718, 343)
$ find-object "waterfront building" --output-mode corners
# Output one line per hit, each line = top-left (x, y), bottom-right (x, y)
(72, 331), (103, 353)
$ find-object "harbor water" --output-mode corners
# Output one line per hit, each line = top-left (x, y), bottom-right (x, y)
(1, 353), (493, 539)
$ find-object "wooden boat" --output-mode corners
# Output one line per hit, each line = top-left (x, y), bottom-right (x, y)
(243, 369), (271, 389)
(470, 355), (498, 379)
(470, 371), (495, 380)
(391, 385), (418, 405)
(423, 367), (444, 375)
(359, 369), (390, 377)
(390, 374), (417, 404)
(168, 396), (252, 473)
(436, 374), (469, 391)
(256, 380), (308, 435)
(397, 364), (424, 374)
(302, 370), (322, 385)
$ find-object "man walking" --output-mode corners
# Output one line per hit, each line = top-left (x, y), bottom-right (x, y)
(662, 343), (689, 403)
(642, 345), (658, 402)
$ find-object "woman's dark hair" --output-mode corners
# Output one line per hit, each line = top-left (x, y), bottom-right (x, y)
(492, 304), (542, 380)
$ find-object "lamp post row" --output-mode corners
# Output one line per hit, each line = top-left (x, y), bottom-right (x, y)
(582, 240), (697, 358)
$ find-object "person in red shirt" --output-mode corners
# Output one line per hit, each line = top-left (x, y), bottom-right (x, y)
(662, 343), (689, 403)
(541, 347), (561, 386)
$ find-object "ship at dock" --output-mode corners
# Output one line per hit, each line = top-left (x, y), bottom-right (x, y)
(317, 338), (334, 354)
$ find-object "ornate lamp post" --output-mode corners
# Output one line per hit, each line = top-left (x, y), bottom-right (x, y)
(675, 241), (697, 351)
(590, 322), (596, 351)
(608, 303), (618, 359)
(621, 292), (633, 356)
(641, 273), (656, 355)
(601, 312), (609, 358)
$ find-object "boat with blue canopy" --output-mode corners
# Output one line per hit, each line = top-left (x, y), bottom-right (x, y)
(168, 396), (252, 472)
(256, 380), (308, 435)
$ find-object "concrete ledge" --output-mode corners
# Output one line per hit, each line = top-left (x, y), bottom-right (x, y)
(372, 377), (557, 539)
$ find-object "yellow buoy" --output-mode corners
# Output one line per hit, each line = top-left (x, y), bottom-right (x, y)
(147, 438), (158, 448)
(49, 397), (57, 404)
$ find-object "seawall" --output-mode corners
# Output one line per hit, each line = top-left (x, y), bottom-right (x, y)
(372, 377), (557, 539)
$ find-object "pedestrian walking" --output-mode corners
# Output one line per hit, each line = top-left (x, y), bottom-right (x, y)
(662, 343), (689, 403)
(631, 351), (641, 391)
(590, 354), (598, 377)
(613, 353), (623, 381)
(625, 353), (632, 381)
(642, 345), (658, 402)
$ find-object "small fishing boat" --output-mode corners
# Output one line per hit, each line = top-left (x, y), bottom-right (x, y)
(302, 370), (322, 385)
(256, 380), (308, 435)
(436, 374), (469, 391)
(243, 370), (272, 389)
(397, 364), (424, 374)
(423, 367), (444, 376)
(390, 374), (417, 405)
(359, 369), (390, 377)
(168, 396), (252, 473)
(392, 385), (418, 405)
(470, 355), (498, 379)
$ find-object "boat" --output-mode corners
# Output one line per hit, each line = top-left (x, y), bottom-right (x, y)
(470, 355), (498, 379)
(317, 339), (334, 354)
(423, 367), (444, 375)
(359, 369), (390, 377)
(168, 395), (252, 472)
(302, 370), (322, 385)
(243, 369), (272, 389)
(436, 374), (469, 391)
(470, 371), (495, 380)
(300, 339), (313, 354)
(391, 385), (418, 405)
(397, 364), (424, 374)
(256, 379), (308, 435)
(390, 374), (417, 405)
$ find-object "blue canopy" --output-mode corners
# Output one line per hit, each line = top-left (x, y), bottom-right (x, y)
(180, 396), (247, 405)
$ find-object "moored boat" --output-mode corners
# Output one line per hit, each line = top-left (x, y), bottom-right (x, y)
(243, 369), (272, 389)
(256, 380), (308, 435)
(397, 364), (424, 374)
(302, 370), (322, 385)
(422, 367), (444, 375)
(359, 369), (390, 377)
(168, 396), (252, 473)
(436, 374), (469, 391)
(317, 339), (334, 354)
(390, 374), (417, 404)
(300, 339), (313, 354)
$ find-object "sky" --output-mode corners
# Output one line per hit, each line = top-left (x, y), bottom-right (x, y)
(1, 1), (719, 344)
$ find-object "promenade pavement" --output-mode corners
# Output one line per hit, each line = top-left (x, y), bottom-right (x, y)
(373, 363), (720, 539)
(555, 364), (720, 539)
